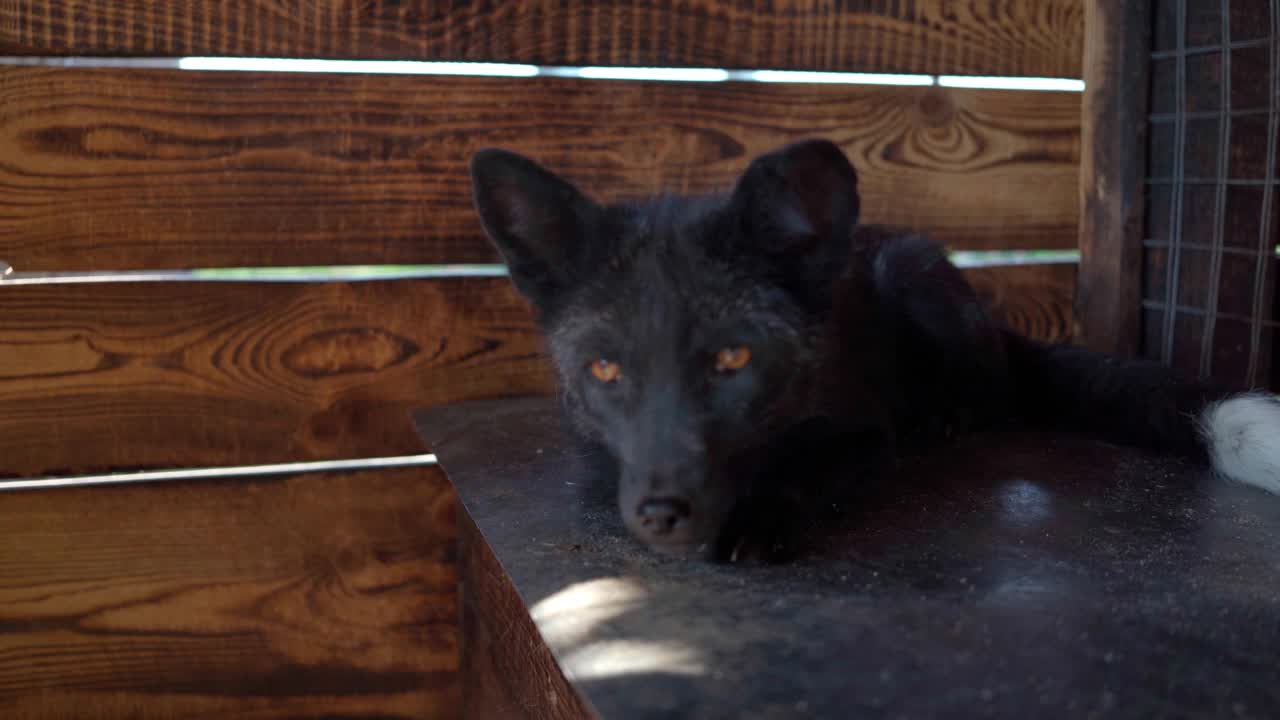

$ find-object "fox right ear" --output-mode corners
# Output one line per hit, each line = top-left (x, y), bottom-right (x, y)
(470, 149), (602, 308)
(723, 139), (861, 302)
(729, 138), (861, 256)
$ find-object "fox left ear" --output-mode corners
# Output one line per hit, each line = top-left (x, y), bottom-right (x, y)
(470, 148), (603, 310)
(728, 139), (861, 265)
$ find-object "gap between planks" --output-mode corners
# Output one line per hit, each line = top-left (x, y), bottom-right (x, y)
(0, 454), (439, 491)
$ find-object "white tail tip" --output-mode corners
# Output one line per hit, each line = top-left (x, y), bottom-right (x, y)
(1201, 393), (1280, 494)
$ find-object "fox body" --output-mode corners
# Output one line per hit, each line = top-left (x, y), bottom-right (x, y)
(470, 139), (1280, 561)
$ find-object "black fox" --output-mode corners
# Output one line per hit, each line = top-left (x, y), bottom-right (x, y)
(469, 139), (1280, 562)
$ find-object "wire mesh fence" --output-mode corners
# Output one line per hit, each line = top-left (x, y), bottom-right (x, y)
(1142, 0), (1280, 390)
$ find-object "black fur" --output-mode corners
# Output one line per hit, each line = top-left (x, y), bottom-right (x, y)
(469, 139), (1246, 562)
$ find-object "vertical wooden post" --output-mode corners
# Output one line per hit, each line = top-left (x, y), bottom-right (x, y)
(1075, 0), (1151, 357)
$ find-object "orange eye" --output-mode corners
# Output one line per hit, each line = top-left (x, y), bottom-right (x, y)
(589, 359), (622, 383)
(715, 346), (752, 373)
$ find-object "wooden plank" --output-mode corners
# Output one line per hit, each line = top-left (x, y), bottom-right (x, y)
(1074, 0), (1150, 358)
(967, 263), (1077, 345)
(0, 1), (1085, 78)
(459, 509), (592, 719)
(0, 69), (1082, 272)
(0, 278), (553, 477)
(0, 466), (460, 720)
(0, 264), (1068, 478)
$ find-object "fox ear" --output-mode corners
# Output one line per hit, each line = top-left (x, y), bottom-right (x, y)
(729, 139), (860, 261)
(470, 149), (602, 308)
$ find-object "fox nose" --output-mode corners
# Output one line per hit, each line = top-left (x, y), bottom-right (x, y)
(636, 497), (692, 537)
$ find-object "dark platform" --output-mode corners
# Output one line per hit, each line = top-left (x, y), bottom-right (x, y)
(415, 397), (1280, 720)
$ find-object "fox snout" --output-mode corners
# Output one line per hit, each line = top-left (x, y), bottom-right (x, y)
(618, 455), (735, 556)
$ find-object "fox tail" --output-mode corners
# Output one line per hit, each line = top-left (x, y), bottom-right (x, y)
(1002, 331), (1280, 494)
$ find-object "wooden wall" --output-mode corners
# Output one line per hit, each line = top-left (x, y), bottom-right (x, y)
(0, 1), (1083, 75)
(0, 467), (460, 719)
(0, 70), (1082, 272)
(0, 3), (1085, 718)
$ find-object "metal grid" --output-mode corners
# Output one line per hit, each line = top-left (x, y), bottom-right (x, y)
(1143, 0), (1280, 389)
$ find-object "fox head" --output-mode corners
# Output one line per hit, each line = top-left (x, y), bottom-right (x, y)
(469, 140), (866, 559)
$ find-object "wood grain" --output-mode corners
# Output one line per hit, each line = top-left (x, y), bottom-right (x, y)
(0, 278), (554, 477)
(1074, 0), (1149, 358)
(968, 263), (1078, 345)
(0, 466), (461, 719)
(460, 510), (593, 720)
(0, 1), (1084, 77)
(0, 263), (1069, 477)
(0, 68), (1082, 271)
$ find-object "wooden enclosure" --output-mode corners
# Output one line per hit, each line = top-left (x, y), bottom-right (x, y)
(8, 1), (1269, 718)
(1079, 0), (1280, 388)
(0, 4), (1088, 480)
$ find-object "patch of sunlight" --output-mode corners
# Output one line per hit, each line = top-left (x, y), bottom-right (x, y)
(574, 66), (729, 82)
(938, 75), (1085, 92)
(4, 57), (1084, 92)
(998, 479), (1054, 528)
(0, 250), (1087, 286)
(531, 578), (707, 680)
(191, 264), (509, 281)
(0, 454), (437, 490)
(180, 57), (540, 76)
(531, 577), (648, 648)
(748, 69), (934, 86)
(560, 639), (707, 680)
(947, 249), (1080, 268)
